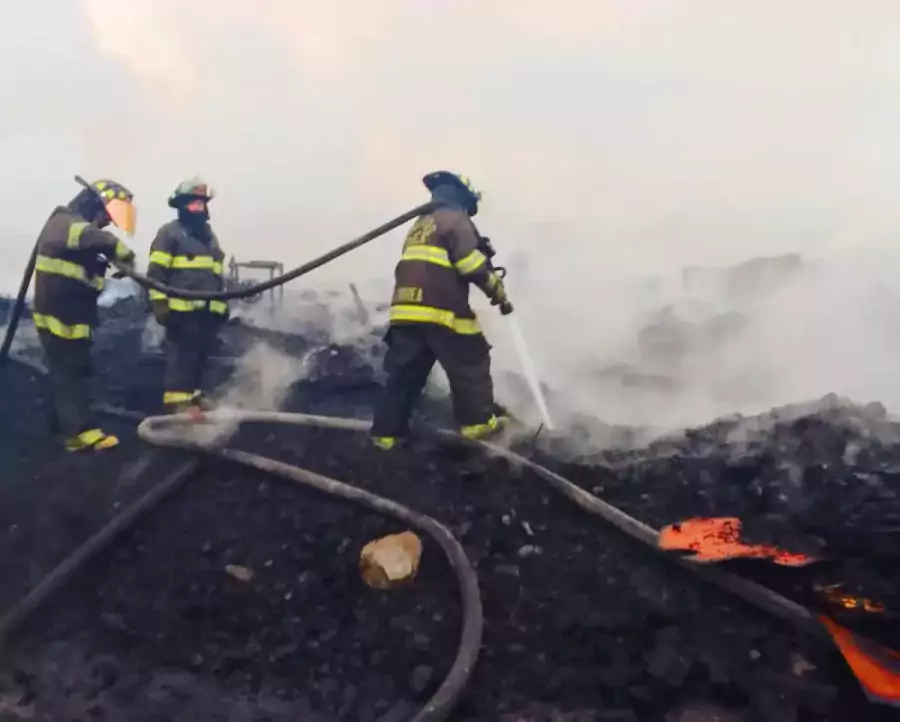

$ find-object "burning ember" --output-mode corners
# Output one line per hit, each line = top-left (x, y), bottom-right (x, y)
(816, 583), (886, 614)
(658, 517), (817, 566)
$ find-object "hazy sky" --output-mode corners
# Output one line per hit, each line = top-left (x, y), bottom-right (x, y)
(6, 2), (900, 427)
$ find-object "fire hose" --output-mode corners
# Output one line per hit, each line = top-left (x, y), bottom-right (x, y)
(0, 391), (838, 719)
(0, 199), (853, 711)
(0, 200), (441, 369)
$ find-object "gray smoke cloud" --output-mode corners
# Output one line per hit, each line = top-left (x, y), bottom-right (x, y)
(4, 2), (900, 436)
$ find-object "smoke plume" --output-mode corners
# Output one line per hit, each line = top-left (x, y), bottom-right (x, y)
(4, 2), (900, 438)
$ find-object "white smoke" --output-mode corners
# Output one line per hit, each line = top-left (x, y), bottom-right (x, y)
(4, 2), (900, 441)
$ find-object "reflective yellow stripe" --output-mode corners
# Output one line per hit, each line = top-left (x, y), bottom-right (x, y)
(168, 298), (229, 314)
(460, 415), (500, 439)
(148, 289), (167, 300)
(33, 313), (91, 339)
(66, 221), (89, 249)
(149, 251), (173, 267)
(64, 428), (108, 451)
(164, 391), (196, 405)
(77, 428), (105, 445)
(115, 240), (132, 261)
(169, 298), (207, 311)
(455, 250), (487, 275)
(400, 246), (452, 267)
(35, 255), (104, 291)
(389, 304), (481, 334)
(172, 255), (223, 274)
(371, 436), (397, 450)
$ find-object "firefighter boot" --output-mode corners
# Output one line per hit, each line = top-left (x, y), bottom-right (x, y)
(64, 428), (120, 452)
(459, 412), (508, 443)
(370, 435), (410, 451)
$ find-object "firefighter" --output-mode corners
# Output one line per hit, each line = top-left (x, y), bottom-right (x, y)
(147, 177), (228, 413)
(33, 178), (138, 451)
(370, 171), (513, 450)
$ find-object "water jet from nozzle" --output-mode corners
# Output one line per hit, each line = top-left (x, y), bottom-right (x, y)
(507, 316), (554, 432)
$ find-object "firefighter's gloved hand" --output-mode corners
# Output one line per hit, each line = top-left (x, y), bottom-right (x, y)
(111, 255), (135, 279)
(151, 300), (169, 326)
(489, 280), (512, 313)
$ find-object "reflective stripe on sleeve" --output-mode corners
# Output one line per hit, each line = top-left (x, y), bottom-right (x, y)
(149, 251), (173, 267)
(455, 249), (487, 275)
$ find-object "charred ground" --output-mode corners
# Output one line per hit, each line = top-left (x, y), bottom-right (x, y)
(0, 294), (898, 721)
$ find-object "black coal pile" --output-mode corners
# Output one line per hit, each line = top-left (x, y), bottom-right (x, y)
(0, 291), (896, 721)
(552, 395), (900, 644)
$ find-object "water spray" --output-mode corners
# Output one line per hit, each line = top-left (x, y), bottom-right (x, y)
(507, 315), (555, 432)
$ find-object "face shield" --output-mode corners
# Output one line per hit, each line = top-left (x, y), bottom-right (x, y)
(104, 197), (137, 237)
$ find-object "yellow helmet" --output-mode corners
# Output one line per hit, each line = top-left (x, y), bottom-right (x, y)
(75, 176), (137, 236)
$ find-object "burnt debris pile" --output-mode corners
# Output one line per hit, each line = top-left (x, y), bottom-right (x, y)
(0, 292), (898, 721)
(556, 395), (900, 645)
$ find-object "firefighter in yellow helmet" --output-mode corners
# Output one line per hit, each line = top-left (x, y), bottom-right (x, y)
(147, 177), (228, 413)
(33, 177), (138, 451)
(370, 171), (513, 450)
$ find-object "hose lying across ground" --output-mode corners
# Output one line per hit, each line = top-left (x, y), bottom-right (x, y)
(138, 410), (826, 639)
(0, 401), (836, 717)
(0, 199), (848, 716)
(0, 402), (483, 722)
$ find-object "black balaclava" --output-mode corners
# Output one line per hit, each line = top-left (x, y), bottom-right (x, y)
(177, 204), (211, 238)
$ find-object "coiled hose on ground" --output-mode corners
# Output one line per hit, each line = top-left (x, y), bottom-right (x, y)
(0, 397), (831, 721)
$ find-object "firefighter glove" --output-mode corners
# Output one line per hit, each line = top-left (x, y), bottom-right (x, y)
(110, 254), (135, 279)
(151, 300), (170, 326)
(500, 300), (514, 315)
(489, 278), (511, 309)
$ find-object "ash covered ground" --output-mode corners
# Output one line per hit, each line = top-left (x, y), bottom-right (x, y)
(1, 286), (898, 722)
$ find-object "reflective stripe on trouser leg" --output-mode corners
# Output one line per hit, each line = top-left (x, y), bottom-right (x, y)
(371, 436), (398, 450)
(163, 390), (198, 405)
(164, 319), (205, 406)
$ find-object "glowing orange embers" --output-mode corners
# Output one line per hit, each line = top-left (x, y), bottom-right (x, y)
(820, 616), (900, 706)
(817, 583), (886, 614)
(658, 517), (818, 566)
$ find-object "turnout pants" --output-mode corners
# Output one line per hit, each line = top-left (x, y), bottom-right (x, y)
(162, 312), (220, 408)
(371, 323), (498, 440)
(38, 331), (93, 438)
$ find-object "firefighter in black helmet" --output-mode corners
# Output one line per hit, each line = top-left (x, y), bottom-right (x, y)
(147, 177), (228, 413)
(370, 171), (513, 450)
(33, 177), (138, 451)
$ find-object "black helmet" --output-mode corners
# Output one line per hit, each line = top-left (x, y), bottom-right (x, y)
(423, 171), (481, 216)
